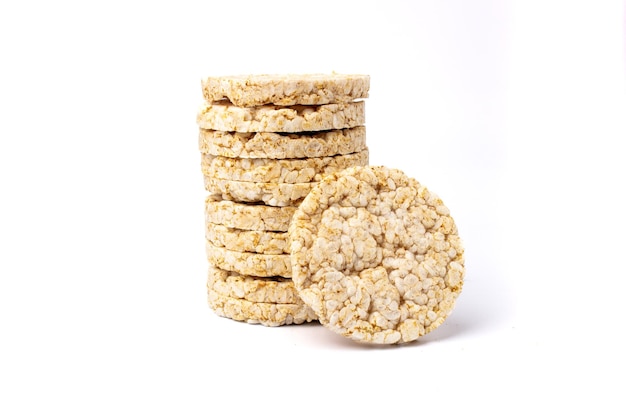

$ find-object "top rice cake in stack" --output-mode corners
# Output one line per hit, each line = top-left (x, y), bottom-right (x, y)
(198, 73), (370, 326)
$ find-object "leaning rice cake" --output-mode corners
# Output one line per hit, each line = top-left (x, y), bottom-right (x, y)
(289, 166), (465, 344)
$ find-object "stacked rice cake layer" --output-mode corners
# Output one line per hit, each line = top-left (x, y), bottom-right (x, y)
(198, 74), (369, 326)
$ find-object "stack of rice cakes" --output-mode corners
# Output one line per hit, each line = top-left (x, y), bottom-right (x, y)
(197, 74), (370, 326)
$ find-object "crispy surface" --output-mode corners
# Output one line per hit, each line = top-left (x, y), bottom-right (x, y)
(201, 73), (369, 107)
(289, 166), (465, 344)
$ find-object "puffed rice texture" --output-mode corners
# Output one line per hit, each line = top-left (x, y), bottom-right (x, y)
(207, 265), (303, 304)
(198, 127), (367, 159)
(206, 242), (292, 278)
(207, 288), (317, 327)
(196, 101), (365, 133)
(206, 223), (289, 255)
(204, 195), (296, 232)
(204, 177), (317, 207)
(289, 166), (465, 344)
(201, 73), (369, 107)
(201, 149), (369, 184)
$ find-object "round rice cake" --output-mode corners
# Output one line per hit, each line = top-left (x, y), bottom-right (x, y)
(207, 265), (302, 304)
(206, 242), (292, 277)
(198, 127), (367, 159)
(204, 176), (317, 207)
(206, 222), (288, 255)
(288, 166), (465, 344)
(201, 73), (369, 107)
(204, 195), (296, 232)
(201, 149), (369, 184)
(196, 101), (365, 133)
(207, 288), (317, 326)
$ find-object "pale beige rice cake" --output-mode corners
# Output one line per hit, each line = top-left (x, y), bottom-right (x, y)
(207, 265), (302, 304)
(207, 288), (317, 326)
(204, 195), (296, 232)
(206, 222), (288, 255)
(206, 242), (292, 277)
(196, 101), (365, 133)
(201, 73), (369, 107)
(201, 149), (369, 184)
(198, 127), (367, 159)
(204, 176), (317, 207)
(289, 166), (465, 344)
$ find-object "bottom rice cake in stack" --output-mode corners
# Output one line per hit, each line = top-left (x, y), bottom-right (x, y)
(197, 73), (370, 326)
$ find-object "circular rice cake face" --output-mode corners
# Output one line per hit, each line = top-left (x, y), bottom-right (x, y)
(201, 149), (369, 184)
(205, 195), (296, 232)
(207, 288), (317, 327)
(207, 265), (302, 304)
(289, 166), (465, 344)
(198, 127), (367, 159)
(201, 73), (369, 107)
(196, 101), (365, 133)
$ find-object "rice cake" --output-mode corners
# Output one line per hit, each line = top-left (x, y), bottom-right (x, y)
(207, 288), (317, 326)
(204, 195), (296, 232)
(196, 101), (365, 133)
(201, 73), (369, 107)
(206, 222), (288, 255)
(289, 166), (465, 344)
(207, 265), (301, 304)
(198, 127), (367, 159)
(204, 176), (317, 207)
(206, 243), (292, 278)
(201, 149), (369, 184)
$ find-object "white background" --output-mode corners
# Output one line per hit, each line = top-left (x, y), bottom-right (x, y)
(1, 0), (625, 415)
